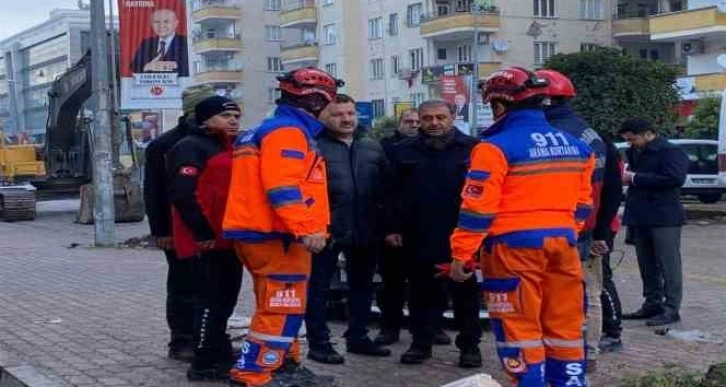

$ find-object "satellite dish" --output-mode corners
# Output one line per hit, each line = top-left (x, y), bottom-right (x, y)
(718, 54), (726, 69)
(718, 1), (726, 13)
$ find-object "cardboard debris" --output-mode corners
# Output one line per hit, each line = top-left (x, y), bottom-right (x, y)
(441, 374), (502, 387)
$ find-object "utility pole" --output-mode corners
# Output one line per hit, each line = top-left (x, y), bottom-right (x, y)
(90, 0), (117, 246)
(469, 1), (481, 136)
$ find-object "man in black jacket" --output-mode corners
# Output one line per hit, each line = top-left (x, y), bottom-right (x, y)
(385, 100), (482, 368)
(304, 94), (391, 364)
(143, 84), (215, 361)
(619, 118), (689, 327)
(375, 108), (420, 346)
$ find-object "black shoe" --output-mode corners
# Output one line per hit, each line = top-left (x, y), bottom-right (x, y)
(458, 347), (482, 368)
(347, 337), (392, 357)
(186, 362), (231, 381)
(273, 361), (336, 387)
(168, 345), (195, 363)
(373, 329), (400, 345)
(622, 307), (663, 320)
(646, 312), (681, 326)
(307, 343), (345, 364)
(433, 329), (452, 346)
(598, 336), (623, 353)
(400, 343), (432, 365)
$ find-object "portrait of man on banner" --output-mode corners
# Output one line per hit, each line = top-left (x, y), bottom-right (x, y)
(129, 8), (189, 76)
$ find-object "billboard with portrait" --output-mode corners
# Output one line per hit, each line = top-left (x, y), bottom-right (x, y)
(118, 0), (190, 109)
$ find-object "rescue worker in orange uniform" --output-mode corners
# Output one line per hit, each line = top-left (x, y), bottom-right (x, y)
(223, 67), (342, 387)
(449, 67), (595, 387)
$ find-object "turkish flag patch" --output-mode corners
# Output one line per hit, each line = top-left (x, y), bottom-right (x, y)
(463, 184), (484, 198)
(178, 166), (199, 176)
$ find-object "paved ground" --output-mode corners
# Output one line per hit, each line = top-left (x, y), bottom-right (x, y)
(0, 200), (724, 387)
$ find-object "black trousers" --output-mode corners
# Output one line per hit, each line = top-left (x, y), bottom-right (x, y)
(600, 238), (623, 339)
(378, 245), (407, 333)
(164, 249), (196, 348)
(407, 261), (481, 349)
(631, 226), (683, 314)
(192, 250), (243, 364)
(306, 243), (378, 346)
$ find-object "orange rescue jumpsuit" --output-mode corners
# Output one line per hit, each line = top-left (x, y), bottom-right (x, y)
(223, 104), (329, 386)
(450, 108), (594, 387)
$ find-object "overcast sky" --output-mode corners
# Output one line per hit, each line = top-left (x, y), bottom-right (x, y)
(0, 1), (120, 41)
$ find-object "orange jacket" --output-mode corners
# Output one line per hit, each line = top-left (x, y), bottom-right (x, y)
(222, 104), (329, 242)
(450, 109), (594, 262)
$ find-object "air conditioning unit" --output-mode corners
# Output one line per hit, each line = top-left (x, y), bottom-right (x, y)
(681, 40), (703, 55)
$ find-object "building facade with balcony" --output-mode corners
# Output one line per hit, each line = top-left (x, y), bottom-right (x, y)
(0, 9), (117, 142)
(648, 0), (726, 99)
(190, 0), (284, 127)
(275, 0), (616, 119)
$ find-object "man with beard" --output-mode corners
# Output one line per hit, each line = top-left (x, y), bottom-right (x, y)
(385, 100), (482, 368)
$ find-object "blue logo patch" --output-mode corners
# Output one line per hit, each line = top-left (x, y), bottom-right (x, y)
(262, 351), (280, 365)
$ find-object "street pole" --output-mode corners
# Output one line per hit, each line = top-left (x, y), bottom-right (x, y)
(108, 0), (121, 168)
(470, 3), (480, 136)
(90, 0), (117, 246)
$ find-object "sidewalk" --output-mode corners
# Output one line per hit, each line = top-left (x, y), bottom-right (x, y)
(0, 200), (724, 386)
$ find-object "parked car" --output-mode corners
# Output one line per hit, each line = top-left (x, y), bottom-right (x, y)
(616, 139), (725, 204)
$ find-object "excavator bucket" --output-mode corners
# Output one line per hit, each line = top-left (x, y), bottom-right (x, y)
(76, 171), (145, 224)
(0, 187), (37, 222)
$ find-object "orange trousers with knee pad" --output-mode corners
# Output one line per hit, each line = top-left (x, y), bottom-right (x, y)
(230, 240), (310, 386)
(481, 235), (587, 387)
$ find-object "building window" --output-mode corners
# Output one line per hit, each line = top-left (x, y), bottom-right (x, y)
(457, 45), (472, 62)
(372, 99), (386, 118)
(368, 17), (384, 40)
(409, 48), (424, 71)
(323, 24), (337, 45)
(265, 25), (282, 41)
(437, 48), (447, 61)
(411, 92), (426, 107)
(580, 0), (603, 20)
(534, 0), (556, 18)
(325, 63), (338, 77)
(268, 87), (281, 103)
(267, 57), (284, 72)
(580, 43), (599, 52)
(407, 3), (423, 27)
(389, 13), (399, 36)
(391, 55), (401, 77)
(370, 58), (385, 80)
(265, 0), (281, 11)
(534, 42), (557, 65)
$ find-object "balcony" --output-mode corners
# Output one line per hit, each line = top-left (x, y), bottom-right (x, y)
(280, 43), (319, 66)
(191, 1), (241, 23)
(194, 68), (243, 84)
(420, 11), (500, 41)
(651, 6), (726, 41)
(192, 37), (243, 54)
(280, 1), (317, 29)
(612, 17), (650, 40)
(478, 62), (501, 78)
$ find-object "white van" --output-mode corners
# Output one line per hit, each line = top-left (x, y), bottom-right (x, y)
(616, 139), (725, 203)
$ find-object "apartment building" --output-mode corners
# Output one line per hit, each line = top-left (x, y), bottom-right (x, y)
(0, 9), (116, 142)
(278, 0), (615, 118)
(189, 0), (284, 127)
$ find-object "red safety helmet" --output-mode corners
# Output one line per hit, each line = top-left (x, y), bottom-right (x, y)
(277, 67), (345, 103)
(479, 67), (550, 104)
(535, 69), (576, 98)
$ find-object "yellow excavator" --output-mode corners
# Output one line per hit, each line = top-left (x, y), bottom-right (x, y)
(0, 51), (144, 223)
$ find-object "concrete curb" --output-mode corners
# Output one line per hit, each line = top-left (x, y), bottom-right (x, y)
(0, 365), (66, 387)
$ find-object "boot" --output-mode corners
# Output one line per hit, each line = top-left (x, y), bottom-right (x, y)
(273, 359), (336, 386)
(433, 329), (452, 345)
(400, 342), (432, 364)
(346, 337), (392, 357)
(373, 329), (400, 346)
(186, 348), (233, 382)
(307, 342), (345, 364)
(458, 347), (482, 368)
(168, 341), (194, 363)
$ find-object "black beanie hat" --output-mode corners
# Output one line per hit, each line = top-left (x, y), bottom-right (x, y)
(195, 96), (240, 126)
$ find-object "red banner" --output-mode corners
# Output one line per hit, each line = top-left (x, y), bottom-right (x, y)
(440, 75), (472, 133)
(118, 0), (190, 109)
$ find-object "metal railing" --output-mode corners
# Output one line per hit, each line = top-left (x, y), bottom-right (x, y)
(282, 0), (316, 12)
(281, 41), (318, 50)
(192, 0), (239, 11)
(192, 34), (241, 42)
(421, 7), (500, 23)
(197, 62), (244, 72)
(614, 10), (660, 19)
